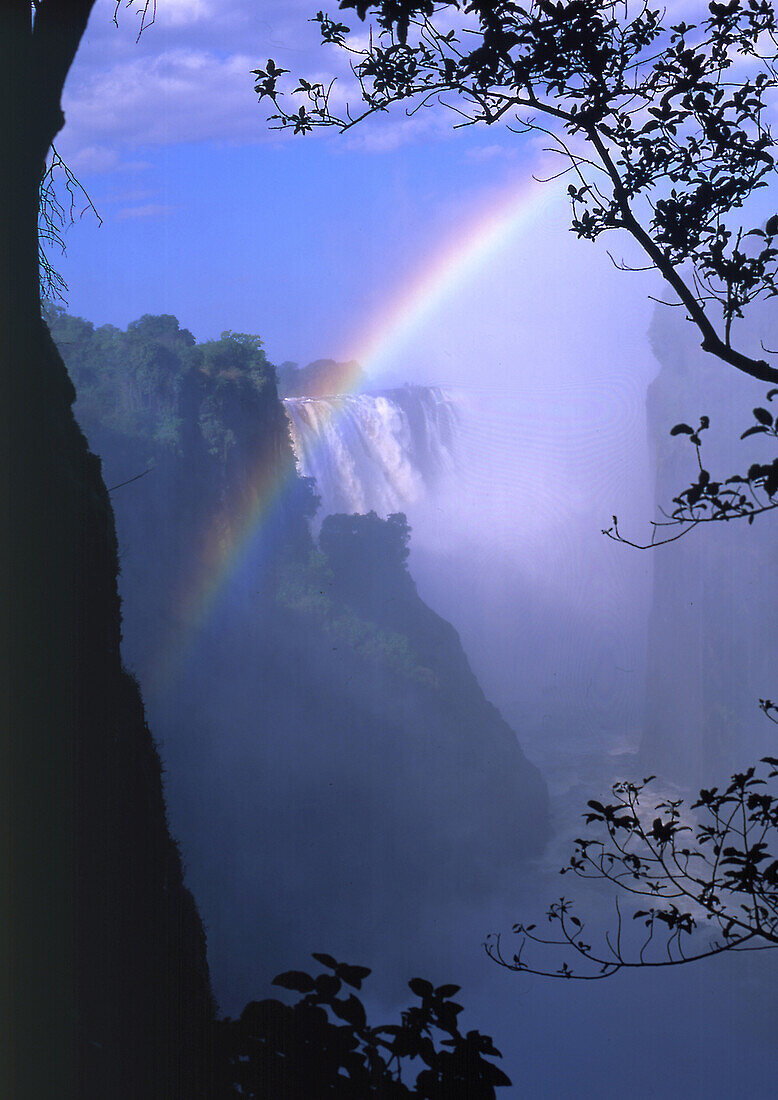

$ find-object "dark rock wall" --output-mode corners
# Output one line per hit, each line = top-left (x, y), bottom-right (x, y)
(39, 325), (216, 1097)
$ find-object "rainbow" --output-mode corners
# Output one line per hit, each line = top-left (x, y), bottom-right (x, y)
(155, 177), (557, 687)
(350, 178), (555, 375)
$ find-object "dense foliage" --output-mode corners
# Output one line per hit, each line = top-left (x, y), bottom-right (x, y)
(217, 955), (511, 1097)
(277, 357), (364, 398)
(46, 306), (434, 682)
(277, 539), (433, 685)
(42, 304), (280, 454)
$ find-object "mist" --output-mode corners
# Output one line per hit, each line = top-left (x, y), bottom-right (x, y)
(48, 5), (778, 1092)
(266, 248), (778, 1094)
(350, 204), (658, 780)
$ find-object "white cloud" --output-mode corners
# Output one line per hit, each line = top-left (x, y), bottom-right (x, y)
(63, 48), (265, 148)
(62, 0), (330, 155)
(61, 144), (123, 174)
(102, 186), (156, 204)
(464, 144), (519, 164)
(59, 143), (151, 174)
(63, 0), (739, 170)
(115, 201), (177, 219)
(154, 0), (212, 27)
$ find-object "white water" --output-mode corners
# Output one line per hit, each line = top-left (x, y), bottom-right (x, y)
(283, 386), (458, 517)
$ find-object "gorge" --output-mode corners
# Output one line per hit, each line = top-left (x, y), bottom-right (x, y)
(47, 308), (549, 1015)
(46, 304), (778, 1094)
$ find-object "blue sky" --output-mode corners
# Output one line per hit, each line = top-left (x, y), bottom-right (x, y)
(57, 0), (759, 397)
(57, 0), (557, 370)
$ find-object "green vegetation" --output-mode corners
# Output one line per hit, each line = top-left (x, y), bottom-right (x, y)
(42, 304), (280, 455)
(277, 548), (433, 685)
(47, 308), (442, 694)
(277, 357), (364, 398)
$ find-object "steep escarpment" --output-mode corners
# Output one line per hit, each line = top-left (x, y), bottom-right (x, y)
(18, 319), (216, 1098)
(49, 307), (549, 1011)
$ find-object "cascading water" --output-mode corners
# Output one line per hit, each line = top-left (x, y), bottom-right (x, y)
(283, 385), (458, 517)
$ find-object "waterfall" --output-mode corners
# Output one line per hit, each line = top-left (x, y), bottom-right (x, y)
(283, 385), (458, 517)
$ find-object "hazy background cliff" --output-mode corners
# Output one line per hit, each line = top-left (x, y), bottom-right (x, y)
(641, 304), (778, 787)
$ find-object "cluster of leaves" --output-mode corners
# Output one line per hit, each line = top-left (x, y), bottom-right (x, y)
(486, 757), (778, 979)
(216, 954), (510, 1097)
(256, 0), (778, 383)
(605, 391), (778, 547)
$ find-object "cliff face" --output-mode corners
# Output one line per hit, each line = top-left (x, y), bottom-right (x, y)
(51, 308), (549, 1012)
(642, 305), (778, 787)
(28, 323), (216, 1098)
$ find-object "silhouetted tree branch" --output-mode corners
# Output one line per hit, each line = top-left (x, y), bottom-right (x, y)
(265, 0), (778, 992)
(486, 752), (778, 979)
(39, 146), (102, 301)
(604, 398), (778, 546)
(257, 0), (778, 383)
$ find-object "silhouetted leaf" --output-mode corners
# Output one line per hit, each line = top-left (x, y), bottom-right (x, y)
(272, 970), (315, 993)
(336, 963), (371, 989)
(314, 973), (341, 998)
(488, 1065), (513, 1086)
(753, 406), (774, 425)
(311, 952), (338, 971)
(331, 994), (367, 1029)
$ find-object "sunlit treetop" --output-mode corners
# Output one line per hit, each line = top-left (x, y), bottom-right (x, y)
(255, 0), (778, 384)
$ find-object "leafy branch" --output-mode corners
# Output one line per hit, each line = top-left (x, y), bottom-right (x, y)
(217, 953), (511, 1096)
(486, 753), (778, 980)
(256, 0), (778, 383)
(604, 392), (778, 547)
